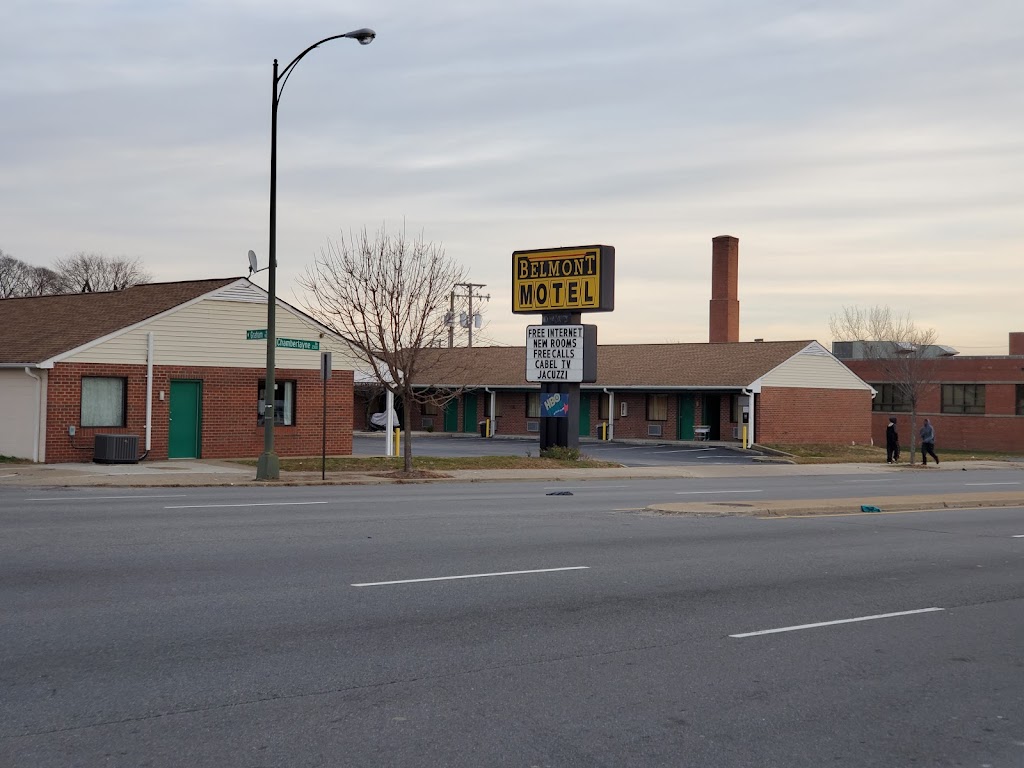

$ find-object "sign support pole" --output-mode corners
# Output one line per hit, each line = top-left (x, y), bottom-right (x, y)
(539, 312), (582, 451)
(320, 352), (331, 481)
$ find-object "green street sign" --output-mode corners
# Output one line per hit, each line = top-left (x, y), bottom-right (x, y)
(245, 330), (319, 350)
(276, 338), (320, 351)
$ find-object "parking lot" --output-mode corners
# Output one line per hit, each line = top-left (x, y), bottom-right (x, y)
(353, 433), (756, 467)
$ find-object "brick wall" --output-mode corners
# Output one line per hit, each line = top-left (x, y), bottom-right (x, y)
(756, 387), (872, 445)
(844, 356), (1024, 452)
(45, 362), (353, 463)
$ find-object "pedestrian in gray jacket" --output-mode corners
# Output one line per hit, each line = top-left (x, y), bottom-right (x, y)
(920, 419), (939, 465)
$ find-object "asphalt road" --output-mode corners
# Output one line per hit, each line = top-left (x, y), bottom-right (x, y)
(354, 433), (761, 466)
(1, 477), (1021, 767)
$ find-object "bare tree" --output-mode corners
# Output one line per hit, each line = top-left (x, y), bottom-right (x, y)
(0, 250), (30, 298)
(0, 251), (62, 298)
(25, 265), (63, 296)
(298, 225), (468, 472)
(53, 253), (152, 293)
(830, 305), (940, 458)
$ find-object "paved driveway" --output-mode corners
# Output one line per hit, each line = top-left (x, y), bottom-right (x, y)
(353, 433), (756, 467)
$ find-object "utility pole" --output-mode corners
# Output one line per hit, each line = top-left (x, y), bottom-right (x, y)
(448, 290), (455, 348)
(451, 282), (489, 347)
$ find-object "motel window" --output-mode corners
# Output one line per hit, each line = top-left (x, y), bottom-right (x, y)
(81, 376), (127, 427)
(526, 392), (540, 418)
(871, 383), (912, 412)
(1017, 385), (1024, 416)
(258, 380), (296, 425)
(421, 401), (439, 416)
(646, 394), (668, 422)
(942, 384), (985, 415)
(598, 394), (610, 420)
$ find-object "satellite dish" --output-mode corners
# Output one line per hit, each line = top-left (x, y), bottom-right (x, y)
(247, 250), (258, 275)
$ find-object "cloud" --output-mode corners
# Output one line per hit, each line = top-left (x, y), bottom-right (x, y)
(1, 0), (1022, 355)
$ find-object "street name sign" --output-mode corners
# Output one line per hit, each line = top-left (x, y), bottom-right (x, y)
(245, 330), (319, 351)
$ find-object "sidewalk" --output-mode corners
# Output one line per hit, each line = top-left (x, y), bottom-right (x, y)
(1, 456), (1021, 488)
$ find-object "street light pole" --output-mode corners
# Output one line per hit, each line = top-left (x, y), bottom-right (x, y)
(256, 27), (376, 481)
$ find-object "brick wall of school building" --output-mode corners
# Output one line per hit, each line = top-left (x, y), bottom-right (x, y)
(845, 357), (1024, 452)
(755, 387), (872, 445)
(45, 362), (353, 463)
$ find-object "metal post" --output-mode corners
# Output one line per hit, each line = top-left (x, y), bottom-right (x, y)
(448, 290), (455, 348)
(253, 29), (375, 480)
(256, 58), (281, 481)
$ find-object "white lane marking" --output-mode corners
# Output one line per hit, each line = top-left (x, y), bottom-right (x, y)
(841, 480), (892, 484)
(1013, 535), (1024, 538)
(676, 489), (762, 495)
(729, 607), (945, 638)
(964, 482), (1022, 486)
(0, 474), (19, 478)
(27, 494), (189, 501)
(164, 501), (328, 509)
(352, 566), (589, 587)
(660, 449), (714, 453)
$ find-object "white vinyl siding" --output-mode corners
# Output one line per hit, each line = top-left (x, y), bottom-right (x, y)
(759, 345), (873, 390)
(0, 369), (45, 460)
(62, 298), (362, 371)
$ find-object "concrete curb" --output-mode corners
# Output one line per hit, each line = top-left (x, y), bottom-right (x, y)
(645, 492), (1024, 518)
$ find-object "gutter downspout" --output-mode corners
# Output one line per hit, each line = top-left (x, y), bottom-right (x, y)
(484, 387), (496, 435)
(603, 388), (615, 440)
(24, 367), (41, 462)
(385, 389), (396, 456)
(742, 388), (755, 446)
(146, 332), (154, 452)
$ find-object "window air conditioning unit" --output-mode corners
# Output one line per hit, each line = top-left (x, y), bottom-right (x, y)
(648, 424), (662, 437)
(421, 417), (433, 429)
(732, 426), (741, 439)
(526, 421), (540, 432)
(93, 434), (140, 464)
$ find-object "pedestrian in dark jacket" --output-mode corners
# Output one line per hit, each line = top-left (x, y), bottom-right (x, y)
(920, 419), (939, 465)
(885, 417), (900, 463)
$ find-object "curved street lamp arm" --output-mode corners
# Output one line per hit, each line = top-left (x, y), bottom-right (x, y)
(276, 28), (376, 102)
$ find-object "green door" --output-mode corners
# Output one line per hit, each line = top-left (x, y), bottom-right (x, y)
(443, 399), (459, 432)
(677, 394), (695, 439)
(168, 380), (202, 458)
(578, 393), (591, 437)
(463, 393), (477, 433)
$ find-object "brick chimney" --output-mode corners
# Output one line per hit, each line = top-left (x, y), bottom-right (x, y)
(1010, 332), (1024, 356)
(709, 235), (739, 343)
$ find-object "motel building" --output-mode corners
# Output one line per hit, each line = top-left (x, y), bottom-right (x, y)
(378, 237), (877, 449)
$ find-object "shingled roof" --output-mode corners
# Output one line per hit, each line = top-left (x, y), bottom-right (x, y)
(0, 278), (240, 365)
(413, 341), (815, 389)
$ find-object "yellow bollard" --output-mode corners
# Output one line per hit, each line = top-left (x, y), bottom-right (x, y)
(393, 427), (401, 456)
(742, 424), (748, 449)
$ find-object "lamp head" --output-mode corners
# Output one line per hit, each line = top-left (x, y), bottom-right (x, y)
(344, 28), (376, 45)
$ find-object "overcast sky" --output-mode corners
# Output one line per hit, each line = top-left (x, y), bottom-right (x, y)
(2, 0), (1021, 353)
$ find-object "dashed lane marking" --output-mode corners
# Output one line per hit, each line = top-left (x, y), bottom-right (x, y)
(352, 566), (589, 587)
(730, 607), (945, 638)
